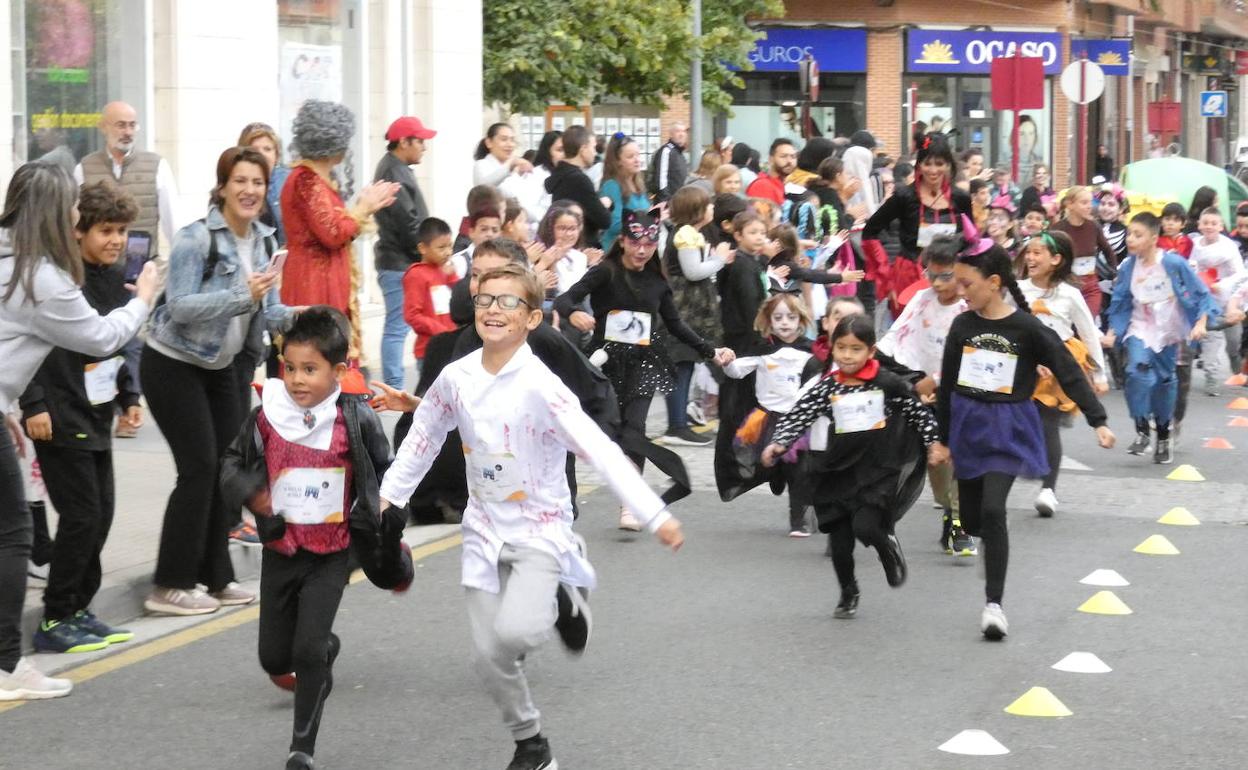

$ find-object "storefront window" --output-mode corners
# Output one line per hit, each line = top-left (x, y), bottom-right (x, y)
(912, 74), (1052, 185)
(724, 72), (866, 151)
(12, 0), (147, 172)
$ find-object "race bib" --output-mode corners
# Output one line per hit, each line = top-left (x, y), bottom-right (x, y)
(465, 449), (527, 503)
(430, 284), (452, 316)
(272, 467), (347, 525)
(604, 310), (652, 345)
(917, 222), (957, 248)
(957, 347), (1019, 394)
(84, 357), (123, 406)
(830, 390), (887, 433)
(1072, 256), (1097, 277)
(1134, 271), (1174, 305)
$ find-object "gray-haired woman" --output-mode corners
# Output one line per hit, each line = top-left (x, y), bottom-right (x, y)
(0, 161), (159, 700)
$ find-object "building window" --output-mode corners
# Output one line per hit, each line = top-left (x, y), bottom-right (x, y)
(13, 0), (146, 172)
(724, 72), (866, 150)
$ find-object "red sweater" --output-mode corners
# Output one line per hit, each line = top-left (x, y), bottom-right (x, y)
(403, 262), (458, 358)
(258, 409), (352, 557)
(746, 173), (786, 205)
(1158, 233), (1192, 258)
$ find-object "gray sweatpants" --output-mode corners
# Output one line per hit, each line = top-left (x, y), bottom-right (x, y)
(466, 544), (562, 741)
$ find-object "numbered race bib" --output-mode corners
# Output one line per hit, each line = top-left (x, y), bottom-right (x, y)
(430, 284), (452, 316)
(957, 347), (1019, 394)
(272, 467), (347, 525)
(1072, 256), (1097, 277)
(84, 357), (123, 406)
(1134, 270), (1174, 305)
(917, 222), (957, 248)
(464, 449), (527, 503)
(830, 390), (887, 433)
(604, 310), (652, 346)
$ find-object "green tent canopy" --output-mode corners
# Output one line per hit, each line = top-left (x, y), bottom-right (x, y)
(1118, 157), (1247, 222)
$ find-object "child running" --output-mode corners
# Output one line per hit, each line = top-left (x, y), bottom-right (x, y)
(220, 308), (412, 770)
(1018, 230), (1109, 517)
(939, 241), (1114, 640)
(1105, 212), (1218, 463)
(875, 234), (974, 556)
(762, 315), (947, 618)
(379, 263), (685, 770)
(1189, 206), (1245, 396)
(721, 293), (816, 536)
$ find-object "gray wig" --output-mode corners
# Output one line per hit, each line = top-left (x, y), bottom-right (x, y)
(291, 100), (355, 160)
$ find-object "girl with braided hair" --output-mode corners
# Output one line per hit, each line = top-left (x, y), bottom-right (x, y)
(937, 235), (1114, 641)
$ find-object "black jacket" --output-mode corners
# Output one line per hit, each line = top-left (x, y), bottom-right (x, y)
(220, 393), (413, 590)
(372, 151), (429, 272)
(863, 185), (973, 262)
(648, 141), (689, 202)
(718, 251), (768, 351)
(19, 263), (139, 451)
(545, 162), (611, 246)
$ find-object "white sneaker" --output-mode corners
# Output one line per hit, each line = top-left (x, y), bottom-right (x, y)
(685, 401), (707, 426)
(618, 508), (643, 532)
(144, 587), (221, 616)
(210, 582), (256, 606)
(1034, 488), (1058, 518)
(0, 657), (73, 701)
(27, 560), (48, 582)
(981, 603), (1009, 640)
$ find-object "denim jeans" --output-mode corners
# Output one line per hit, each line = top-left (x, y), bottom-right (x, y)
(1123, 337), (1178, 426)
(377, 269), (409, 390)
(664, 361), (695, 431)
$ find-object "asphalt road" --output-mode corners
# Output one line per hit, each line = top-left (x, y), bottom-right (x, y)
(2, 390), (1246, 769)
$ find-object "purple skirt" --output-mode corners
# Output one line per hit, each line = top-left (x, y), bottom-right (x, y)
(949, 393), (1049, 481)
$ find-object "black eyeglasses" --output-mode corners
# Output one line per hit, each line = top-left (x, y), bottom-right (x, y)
(472, 293), (532, 310)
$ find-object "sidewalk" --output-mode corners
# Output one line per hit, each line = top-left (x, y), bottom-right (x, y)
(19, 395), (716, 648)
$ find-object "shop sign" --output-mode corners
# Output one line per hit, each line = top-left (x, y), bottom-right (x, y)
(1183, 53), (1231, 76)
(744, 27), (868, 74)
(1069, 38), (1131, 76)
(1237, 51), (1248, 76)
(906, 29), (1063, 75)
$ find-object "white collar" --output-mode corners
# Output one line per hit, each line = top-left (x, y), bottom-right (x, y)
(261, 378), (341, 450)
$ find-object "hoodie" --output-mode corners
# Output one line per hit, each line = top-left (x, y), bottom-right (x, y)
(545, 162), (611, 246)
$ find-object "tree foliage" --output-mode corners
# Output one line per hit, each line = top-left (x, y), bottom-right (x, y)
(483, 0), (783, 114)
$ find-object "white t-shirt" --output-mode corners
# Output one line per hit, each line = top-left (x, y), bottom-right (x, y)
(1126, 259), (1186, 353)
(876, 287), (966, 380)
(1019, 278), (1108, 385)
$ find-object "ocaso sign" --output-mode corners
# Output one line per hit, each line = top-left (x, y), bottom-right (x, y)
(907, 29), (1064, 75)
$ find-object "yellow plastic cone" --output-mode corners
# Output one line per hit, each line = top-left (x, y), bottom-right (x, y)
(1157, 507), (1200, 526)
(1134, 534), (1181, 555)
(1166, 464), (1205, 482)
(1004, 686), (1072, 717)
(1077, 590), (1133, 615)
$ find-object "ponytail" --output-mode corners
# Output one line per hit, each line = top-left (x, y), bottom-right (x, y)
(957, 243), (1031, 312)
(1003, 272), (1031, 314)
(473, 139), (489, 160)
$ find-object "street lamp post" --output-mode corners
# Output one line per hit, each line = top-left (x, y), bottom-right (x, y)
(690, 0), (702, 152)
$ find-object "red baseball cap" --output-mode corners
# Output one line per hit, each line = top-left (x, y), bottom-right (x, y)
(385, 116), (436, 142)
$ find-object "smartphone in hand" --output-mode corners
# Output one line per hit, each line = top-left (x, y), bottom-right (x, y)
(266, 249), (288, 277)
(123, 230), (153, 283)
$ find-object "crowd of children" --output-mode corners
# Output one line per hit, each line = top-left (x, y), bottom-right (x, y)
(14, 125), (1248, 770)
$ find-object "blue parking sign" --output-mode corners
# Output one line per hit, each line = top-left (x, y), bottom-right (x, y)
(1201, 91), (1228, 118)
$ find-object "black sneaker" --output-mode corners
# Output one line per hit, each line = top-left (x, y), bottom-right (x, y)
(880, 535), (908, 587)
(72, 609), (133, 644)
(1126, 432), (1151, 455)
(507, 734), (557, 770)
(833, 586), (860, 619)
(554, 583), (591, 654)
(285, 751), (314, 770)
(661, 427), (713, 446)
(939, 509), (953, 552)
(948, 525), (978, 556)
(1154, 439), (1173, 465)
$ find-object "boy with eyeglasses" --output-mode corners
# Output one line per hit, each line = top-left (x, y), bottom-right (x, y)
(379, 263), (685, 770)
(875, 234), (974, 557)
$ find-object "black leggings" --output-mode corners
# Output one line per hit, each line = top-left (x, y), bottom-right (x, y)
(957, 472), (1015, 605)
(0, 429), (30, 672)
(1038, 405), (1062, 491)
(620, 396), (652, 470)
(258, 548), (350, 756)
(142, 346), (241, 591)
(822, 505), (892, 591)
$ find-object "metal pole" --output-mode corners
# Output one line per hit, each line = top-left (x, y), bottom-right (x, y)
(690, 0), (702, 154)
(1126, 13), (1135, 165)
(1079, 54), (1088, 185)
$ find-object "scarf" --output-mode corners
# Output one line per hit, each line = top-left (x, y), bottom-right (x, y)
(832, 357), (880, 384)
(261, 377), (341, 450)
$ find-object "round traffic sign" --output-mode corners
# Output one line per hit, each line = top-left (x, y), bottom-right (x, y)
(1060, 59), (1106, 105)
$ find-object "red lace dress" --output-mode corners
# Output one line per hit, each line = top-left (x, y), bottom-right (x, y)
(280, 164), (366, 353)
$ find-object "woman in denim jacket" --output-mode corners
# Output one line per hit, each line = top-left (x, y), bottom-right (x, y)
(141, 146), (296, 616)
